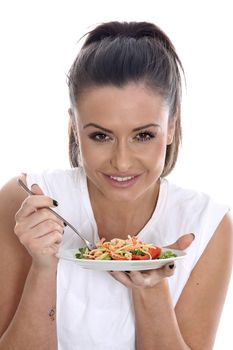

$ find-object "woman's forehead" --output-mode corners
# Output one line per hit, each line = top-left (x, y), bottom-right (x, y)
(75, 83), (169, 124)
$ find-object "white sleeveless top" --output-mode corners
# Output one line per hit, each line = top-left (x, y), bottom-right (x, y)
(26, 167), (229, 350)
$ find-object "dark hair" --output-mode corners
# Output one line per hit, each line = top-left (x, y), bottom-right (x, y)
(67, 21), (184, 177)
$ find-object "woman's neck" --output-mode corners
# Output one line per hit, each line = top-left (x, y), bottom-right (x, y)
(88, 180), (160, 240)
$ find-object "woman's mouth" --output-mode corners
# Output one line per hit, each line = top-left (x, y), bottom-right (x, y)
(110, 175), (134, 182)
(103, 174), (140, 188)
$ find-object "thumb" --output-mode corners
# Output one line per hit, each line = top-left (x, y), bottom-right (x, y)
(31, 183), (44, 195)
(166, 233), (195, 250)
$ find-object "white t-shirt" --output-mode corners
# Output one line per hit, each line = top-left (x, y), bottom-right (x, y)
(26, 167), (229, 350)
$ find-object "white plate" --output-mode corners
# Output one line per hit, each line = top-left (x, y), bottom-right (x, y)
(57, 248), (186, 271)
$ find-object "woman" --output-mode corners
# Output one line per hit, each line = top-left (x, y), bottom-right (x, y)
(0, 21), (232, 350)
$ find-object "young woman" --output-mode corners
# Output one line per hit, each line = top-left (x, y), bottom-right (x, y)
(0, 21), (232, 350)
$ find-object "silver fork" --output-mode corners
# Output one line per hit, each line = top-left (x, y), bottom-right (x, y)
(17, 178), (96, 250)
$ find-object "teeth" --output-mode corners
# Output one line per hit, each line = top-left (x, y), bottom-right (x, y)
(110, 176), (134, 182)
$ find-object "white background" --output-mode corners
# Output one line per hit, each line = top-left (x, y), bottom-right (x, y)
(0, 1), (232, 348)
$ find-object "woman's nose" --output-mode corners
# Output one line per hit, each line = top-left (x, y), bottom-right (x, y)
(110, 142), (133, 172)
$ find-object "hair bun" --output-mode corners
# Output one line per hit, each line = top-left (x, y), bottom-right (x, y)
(83, 21), (173, 48)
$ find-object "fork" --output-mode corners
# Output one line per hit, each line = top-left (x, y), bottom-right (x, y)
(17, 178), (96, 250)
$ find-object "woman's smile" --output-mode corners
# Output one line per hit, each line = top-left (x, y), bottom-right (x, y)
(101, 173), (142, 188)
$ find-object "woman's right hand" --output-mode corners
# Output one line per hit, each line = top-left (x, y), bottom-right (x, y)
(14, 183), (64, 269)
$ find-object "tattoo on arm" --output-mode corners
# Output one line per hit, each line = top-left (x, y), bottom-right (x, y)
(48, 306), (56, 321)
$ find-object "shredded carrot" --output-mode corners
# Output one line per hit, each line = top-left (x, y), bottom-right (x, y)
(82, 235), (156, 260)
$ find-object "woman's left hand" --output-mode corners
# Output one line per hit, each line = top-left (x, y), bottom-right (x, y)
(110, 233), (195, 289)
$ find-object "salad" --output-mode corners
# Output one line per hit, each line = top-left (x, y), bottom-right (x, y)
(75, 235), (177, 261)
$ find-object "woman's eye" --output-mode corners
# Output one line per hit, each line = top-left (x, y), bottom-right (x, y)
(134, 131), (156, 142)
(88, 132), (111, 143)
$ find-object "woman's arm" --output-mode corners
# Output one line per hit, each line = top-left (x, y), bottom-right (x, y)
(133, 280), (190, 349)
(175, 212), (233, 349)
(1, 265), (57, 350)
(0, 177), (62, 350)
(131, 212), (233, 350)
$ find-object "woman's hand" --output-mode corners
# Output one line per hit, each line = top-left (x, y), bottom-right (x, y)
(14, 183), (64, 269)
(110, 233), (195, 289)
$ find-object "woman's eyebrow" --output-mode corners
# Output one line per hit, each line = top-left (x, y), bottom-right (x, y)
(83, 123), (160, 133)
(132, 123), (160, 132)
(83, 123), (112, 133)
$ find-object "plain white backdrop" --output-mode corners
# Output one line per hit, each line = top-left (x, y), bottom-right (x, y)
(0, 1), (232, 348)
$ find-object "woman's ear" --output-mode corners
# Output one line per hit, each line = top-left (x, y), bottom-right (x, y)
(166, 116), (177, 145)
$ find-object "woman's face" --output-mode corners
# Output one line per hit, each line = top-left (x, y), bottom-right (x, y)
(72, 83), (176, 203)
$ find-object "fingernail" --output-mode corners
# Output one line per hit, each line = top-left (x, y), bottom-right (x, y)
(169, 264), (175, 269)
(31, 183), (38, 193)
(31, 183), (38, 187)
(53, 199), (58, 206)
(191, 233), (195, 240)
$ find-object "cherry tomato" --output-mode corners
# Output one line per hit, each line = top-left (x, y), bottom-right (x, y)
(132, 246), (161, 260)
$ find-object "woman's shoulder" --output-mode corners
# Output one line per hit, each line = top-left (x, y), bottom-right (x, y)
(0, 175), (28, 217)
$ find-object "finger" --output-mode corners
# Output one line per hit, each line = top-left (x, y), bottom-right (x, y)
(162, 262), (176, 277)
(24, 208), (64, 231)
(31, 186), (58, 208)
(27, 231), (63, 255)
(16, 217), (64, 241)
(110, 271), (133, 288)
(126, 271), (150, 287)
(31, 219), (64, 238)
(166, 233), (195, 250)
(39, 231), (63, 247)
(15, 195), (58, 219)
(31, 183), (45, 195)
(129, 269), (166, 287)
(41, 243), (61, 256)
(131, 264), (176, 287)
(110, 264), (176, 289)
(15, 206), (64, 235)
(40, 230), (64, 247)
